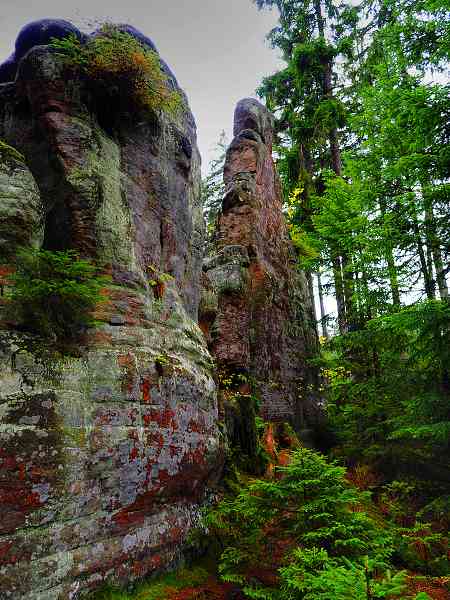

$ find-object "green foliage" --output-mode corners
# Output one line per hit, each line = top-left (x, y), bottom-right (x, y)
(318, 300), (450, 580)
(89, 566), (210, 600)
(9, 248), (106, 349)
(50, 26), (182, 117)
(207, 447), (400, 599)
(255, 0), (450, 333)
(201, 130), (228, 246)
(394, 522), (449, 576)
(322, 300), (450, 476)
(279, 551), (407, 600)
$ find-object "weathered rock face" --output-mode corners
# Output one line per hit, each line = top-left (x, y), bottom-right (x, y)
(202, 99), (319, 434)
(0, 21), (221, 599)
(0, 19), (321, 598)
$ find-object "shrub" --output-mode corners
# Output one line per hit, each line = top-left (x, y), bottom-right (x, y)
(50, 26), (182, 117)
(322, 300), (450, 481)
(206, 447), (399, 599)
(9, 248), (106, 348)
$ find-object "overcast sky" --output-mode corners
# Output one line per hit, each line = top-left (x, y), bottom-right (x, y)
(0, 0), (282, 172)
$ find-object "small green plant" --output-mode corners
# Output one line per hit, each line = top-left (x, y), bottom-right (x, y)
(9, 248), (106, 349)
(155, 353), (170, 367)
(154, 353), (172, 376)
(89, 566), (210, 600)
(148, 268), (174, 299)
(206, 447), (399, 599)
(278, 550), (407, 600)
(50, 26), (182, 117)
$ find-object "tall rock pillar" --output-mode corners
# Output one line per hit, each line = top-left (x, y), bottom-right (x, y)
(202, 99), (320, 446)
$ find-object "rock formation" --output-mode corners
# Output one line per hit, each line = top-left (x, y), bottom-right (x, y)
(202, 99), (319, 456)
(0, 20), (319, 600)
(0, 20), (221, 599)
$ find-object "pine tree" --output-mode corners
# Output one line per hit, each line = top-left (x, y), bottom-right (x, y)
(254, 0), (360, 332)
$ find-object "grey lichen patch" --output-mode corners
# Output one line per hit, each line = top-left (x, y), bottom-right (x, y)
(223, 172), (257, 211)
(207, 263), (249, 295)
(67, 124), (136, 270)
(199, 288), (218, 317)
(203, 244), (250, 271)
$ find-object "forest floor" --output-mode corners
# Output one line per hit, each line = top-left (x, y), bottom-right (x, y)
(92, 562), (450, 600)
(93, 428), (449, 600)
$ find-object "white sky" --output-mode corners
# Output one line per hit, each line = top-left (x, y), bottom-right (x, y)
(0, 0), (282, 172)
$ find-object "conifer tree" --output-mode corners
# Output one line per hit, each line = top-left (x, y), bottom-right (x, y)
(254, 0), (360, 332)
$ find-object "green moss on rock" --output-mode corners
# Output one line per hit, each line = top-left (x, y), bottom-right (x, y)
(0, 139), (25, 163)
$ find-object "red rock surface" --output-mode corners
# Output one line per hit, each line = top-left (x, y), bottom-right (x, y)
(0, 23), (221, 599)
(203, 98), (320, 431)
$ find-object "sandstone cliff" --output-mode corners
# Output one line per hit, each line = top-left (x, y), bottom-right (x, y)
(202, 99), (320, 462)
(0, 20), (221, 599)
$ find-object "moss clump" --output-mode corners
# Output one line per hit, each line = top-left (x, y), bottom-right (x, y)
(50, 26), (182, 117)
(0, 140), (25, 163)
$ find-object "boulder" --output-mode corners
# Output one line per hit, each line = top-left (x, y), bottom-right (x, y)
(0, 54), (17, 84)
(14, 19), (86, 60)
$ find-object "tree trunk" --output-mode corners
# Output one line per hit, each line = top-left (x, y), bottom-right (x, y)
(378, 199), (401, 307)
(317, 271), (329, 339)
(387, 251), (401, 307)
(425, 201), (449, 300)
(412, 214), (435, 300)
(425, 223), (435, 294)
(314, 0), (354, 329)
(342, 253), (355, 328)
(306, 271), (318, 328)
(433, 246), (449, 300)
(333, 255), (347, 334)
(314, 0), (326, 37)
